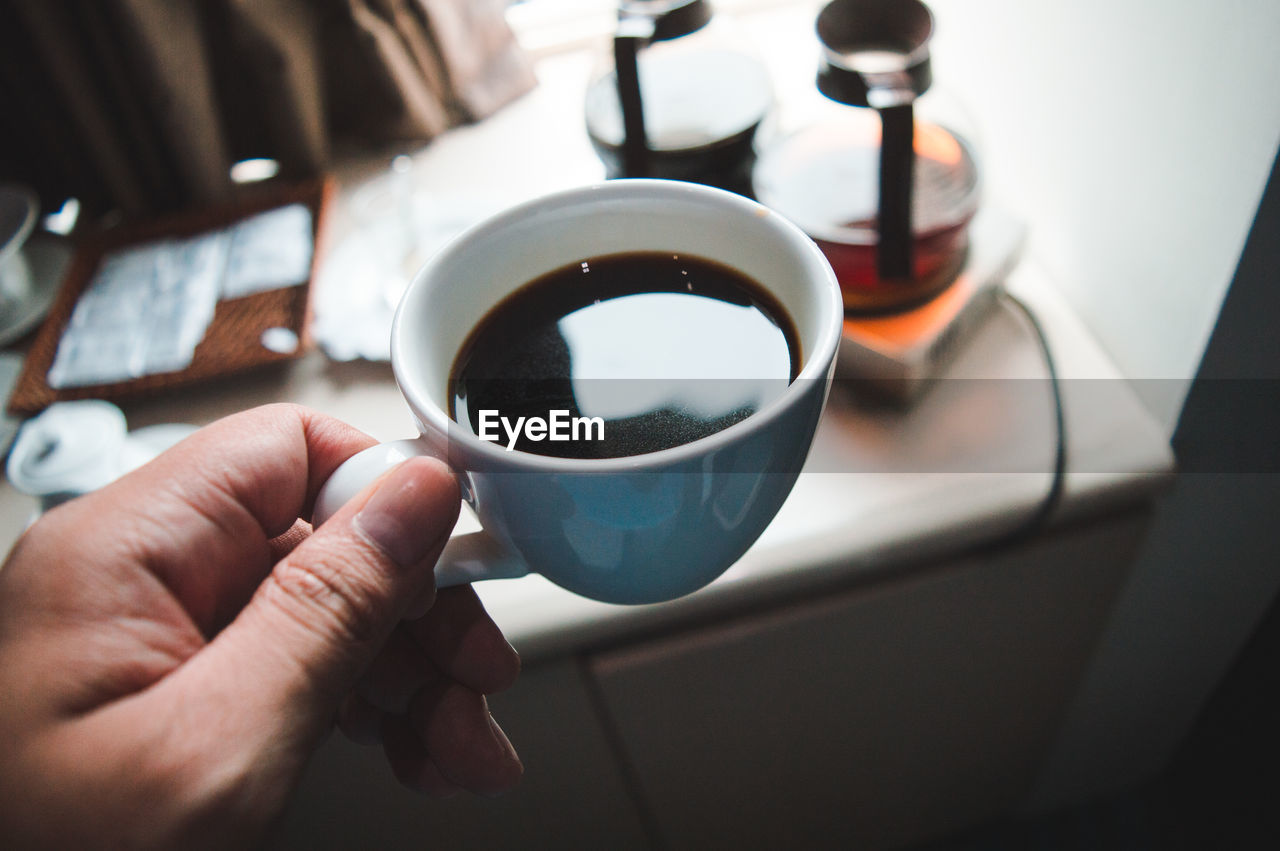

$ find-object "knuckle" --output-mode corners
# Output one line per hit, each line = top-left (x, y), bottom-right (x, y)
(266, 547), (386, 648)
(256, 400), (310, 423)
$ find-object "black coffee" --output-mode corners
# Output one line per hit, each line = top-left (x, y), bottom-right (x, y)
(449, 251), (799, 458)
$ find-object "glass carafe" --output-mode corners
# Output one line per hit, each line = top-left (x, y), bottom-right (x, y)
(584, 0), (773, 196)
(753, 0), (980, 313)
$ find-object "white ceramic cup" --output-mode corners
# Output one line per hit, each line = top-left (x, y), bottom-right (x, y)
(315, 180), (841, 604)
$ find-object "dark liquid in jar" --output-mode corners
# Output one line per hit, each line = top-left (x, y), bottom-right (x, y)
(754, 120), (978, 312)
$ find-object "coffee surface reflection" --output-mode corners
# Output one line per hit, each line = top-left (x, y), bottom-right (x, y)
(449, 251), (798, 458)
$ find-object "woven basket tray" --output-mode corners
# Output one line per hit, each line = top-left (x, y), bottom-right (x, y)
(7, 177), (333, 416)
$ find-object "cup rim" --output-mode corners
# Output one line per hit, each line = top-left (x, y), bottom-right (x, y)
(392, 179), (842, 473)
(0, 184), (38, 267)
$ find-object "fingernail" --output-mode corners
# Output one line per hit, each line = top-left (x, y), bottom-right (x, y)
(485, 714), (524, 796)
(354, 458), (458, 568)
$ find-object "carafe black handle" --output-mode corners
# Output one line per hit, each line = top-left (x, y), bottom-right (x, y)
(613, 0), (714, 178)
(815, 0), (936, 283)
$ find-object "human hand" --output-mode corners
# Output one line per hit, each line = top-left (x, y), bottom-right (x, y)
(0, 404), (522, 849)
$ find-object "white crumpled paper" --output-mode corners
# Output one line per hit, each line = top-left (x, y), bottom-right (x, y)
(311, 191), (495, 362)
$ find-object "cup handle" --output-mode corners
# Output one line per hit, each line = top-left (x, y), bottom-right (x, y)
(312, 438), (530, 588)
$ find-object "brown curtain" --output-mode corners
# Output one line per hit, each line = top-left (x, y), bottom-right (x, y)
(0, 0), (535, 219)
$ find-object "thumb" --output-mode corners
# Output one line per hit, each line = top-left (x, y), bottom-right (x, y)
(178, 456), (460, 741)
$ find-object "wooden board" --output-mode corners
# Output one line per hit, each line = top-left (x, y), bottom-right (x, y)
(7, 177), (333, 416)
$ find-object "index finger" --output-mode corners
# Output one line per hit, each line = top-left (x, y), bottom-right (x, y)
(19, 403), (381, 636)
(145, 402), (380, 536)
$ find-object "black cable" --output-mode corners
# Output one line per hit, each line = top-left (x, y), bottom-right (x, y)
(998, 289), (1067, 542)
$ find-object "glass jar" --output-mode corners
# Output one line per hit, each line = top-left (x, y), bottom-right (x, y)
(754, 109), (980, 312)
(584, 0), (773, 196)
(753, 0), (982, 314)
